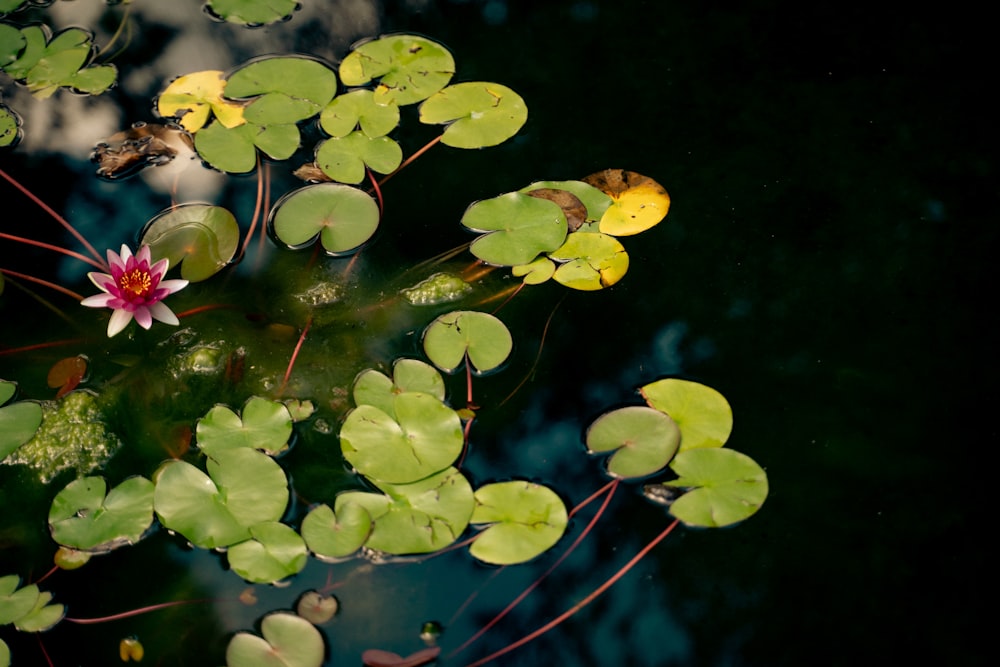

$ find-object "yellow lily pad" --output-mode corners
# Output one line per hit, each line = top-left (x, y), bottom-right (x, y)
(157, 70), (246, 132)
(583, 169), (670, 237)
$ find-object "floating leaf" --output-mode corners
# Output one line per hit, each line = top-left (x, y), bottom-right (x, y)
(340, 34), (454, 106)
(226, 56), (337, 124)
(314, 131), (402, 184)
(525, 188), (588, 232)
(3, 26), (116, 99)
(462, 192), (567, 267)
(119, 637), (144, 662)
(0, 104), (20, 148)
(227, 522), (308, 584)
(1, 637), (9, 667)
(153, 448), (289, 549)
(47, 355), (87, 399)
(0, 23), (25, 68)
(196, 397), (293, 457)
(586, 406), (681, 479)
(640, 378), (733, 450)
(12, 590), (64, 632)
(550, 231), (629, 291)
(511, 257), (555, 285)
(226, 612), (324, 667)
(352, 359), (446, 418)
(340, 392), (463, 484)
(301, 502), (372, 560)
(270, 183), (380, 255)
(195, 120), (300, 173)
(48, 476), (155, 552)
(422, 310), (513, 375)
(583, 169), (670, 237)
(157, 70), (246, 132)
(337, 467), (474, 554)
(663, 448), (768, 527)
(0, 382), (42, 460)
(206, 0), (299, 26)
(53, 547), (91, 570)
(320, 89), (399, 138)
(296, 590), (338, 625)
(139, 204), (239, 281)
(469, 481), (568, 565)
(420, 82), (527, 148)
(522, 180), (613, 227)
(0, 575), (38, 625)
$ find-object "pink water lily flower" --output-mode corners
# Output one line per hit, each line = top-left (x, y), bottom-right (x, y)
(81, 244), (189, 337)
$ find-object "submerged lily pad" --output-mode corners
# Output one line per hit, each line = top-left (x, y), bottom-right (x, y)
(139, 204), (239, 282)
(48, 476), (155, 552)
(0, 380), (42, 460)
(586, 406), (681, 479)
(340, 34), (455, 106)
(270, 183), (381, 255)
(337, 467), (474, 554)
(301, 502), (372, 560)
(422, 310), (513, 375)
(640, 378), (733, 450)
(153, 448), (289, 549)
(340, 392), (463, 484)
(550, 231), (629, 291)
(227, 522), (308, 584)
(663, 447), (768, 527)
(226, 612), (324, 667)
(420, 82), (528, 148)
(462, 192), (567, 267)
(400, 272), (472, 305)
(469, 481), (568, 565)
(196, 397), (293, 457)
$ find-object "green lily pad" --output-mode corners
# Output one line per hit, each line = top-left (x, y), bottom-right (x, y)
(48, 476), (155, 552)
(226, 56), (337, 124)
(226, 612), (324, 667)
(4, 26), (116, 99)
(340, 392), (463, 484)
(270, 183), (380, 255)
(462, 191), (567, 267)
(0, 381), (42, 460)
(337, 467), (474, 555)
(139, 204), (239, 282)
(1, 24), (44, 80)
(0, 104), (20, 148)
(0, 23), (25, 67)
(419, 82), (527, 148)
(12, 590), (64, 632)
(550, 231), (629, 291)
(400, 272), (472, 305)
(340, 34), (455, 106)
(586, 406), (681, 479)
(522, 180), (613, 225)
(0, 575), (38, 625)
(301, 502), (372, 560)
(640, 378), (733, 450)
(296, 591), (338, 624)
(196, 397), (293, 457)
(469, 481), (568, 565)
(1, 637), (9, 667)
(227, 522), (308, 584)
(53, 547), (91, 570)
(663, 448), (768, 527)
(511, 257), (556, 285)
(195, 120), (300, 173)
(422, 310), (513, 375)
(320, 89), (399, 138)
(153, 448), (289, 549)
(207, 0), (299, 26)
(352, 359), (446, 418)
(314, 131), (403, 184)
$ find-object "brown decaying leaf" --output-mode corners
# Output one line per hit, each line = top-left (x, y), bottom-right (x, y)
(293, 162), (334, 182)
(47, 356), (87, 398)
(91, 122), (195, 179)
(526, 187), (587, 231)
(582, 168), (667, 199)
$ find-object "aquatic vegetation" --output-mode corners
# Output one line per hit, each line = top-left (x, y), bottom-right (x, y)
(0, 13), (767, 666)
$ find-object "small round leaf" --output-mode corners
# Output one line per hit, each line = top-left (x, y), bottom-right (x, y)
(586, 406), (681, 479)
(640, 378), (733, 450)
(270, 183), (380, 255)
(422, 310), (513, 375)
(469, 481), (568, 565)
(664, 448), (768, 527)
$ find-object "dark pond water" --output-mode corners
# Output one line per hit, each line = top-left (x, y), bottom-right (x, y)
(1, 1), (992, 666)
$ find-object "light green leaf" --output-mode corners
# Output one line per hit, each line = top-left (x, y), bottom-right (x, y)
(226, 56), (336, 123)
(227, 522), (308, 584)
(226, 612), (324, 667)
(352, 359), (446, 418)
(550, 231), (629, 291)
(0, 576), (39, 625)
(420, 82), (527, 148)
(315, 131), (402, 184)
(320, 89), (399, 138)
(139, 204), (239, 282)
(469, 481), (568, 565)
(339, 34), (454, 106)
(586, 406), (681, 479)
(196, 397), (293, 457)
(270, 183), (380, 255)
(462, 192), (567, 267)
(301, 502), (372, 560)
(48, 476), (155, 552)
(422, 310), (513, 375)
(206, 0), (299, 26)
(664, 448), (768, 527)
(13, 591), (64, 632)
(640, 378), (733, 450)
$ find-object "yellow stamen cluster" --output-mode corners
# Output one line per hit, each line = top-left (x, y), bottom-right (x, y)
(119, 268), (152, 298)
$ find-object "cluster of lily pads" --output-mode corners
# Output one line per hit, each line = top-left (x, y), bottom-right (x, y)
(1, 17), (768, 667)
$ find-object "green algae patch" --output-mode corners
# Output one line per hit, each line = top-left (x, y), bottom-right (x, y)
(3, 391), (121, 484)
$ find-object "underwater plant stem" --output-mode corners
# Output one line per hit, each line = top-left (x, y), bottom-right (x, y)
(449, 479), (620, 660)
(498, 296), (564, 407)
(36, 636), (53, 667)
(0, 269), (84, 301)
(0, 338), (88, 357)
(0, 167), (108, 270)
(278, 316), (313, 396)
(64, 598), (216, 624)
(0, 232), (107, 271)
(238, 155), (265, 261)
(33, 564), (60, 585)
(462, 517), (680, 667)
(96, 1), (133, 59)
(175, 303), (241, 318)
(378, 135), (442, 187)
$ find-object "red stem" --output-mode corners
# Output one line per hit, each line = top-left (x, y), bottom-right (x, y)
(0, 232), (107, 271)
(367, 168), (385, 216)
(377, 135), (442, 187)
(64, 598), (216, 624)
(0, 338), (87, 357)
(0, 268), (84, 301)
(277, 316), (313, 396)
(0, 167), (108, 270)
(238, 155), (265, 261)
(462, 518), (681, 667)
(449, 479), (620, 660)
